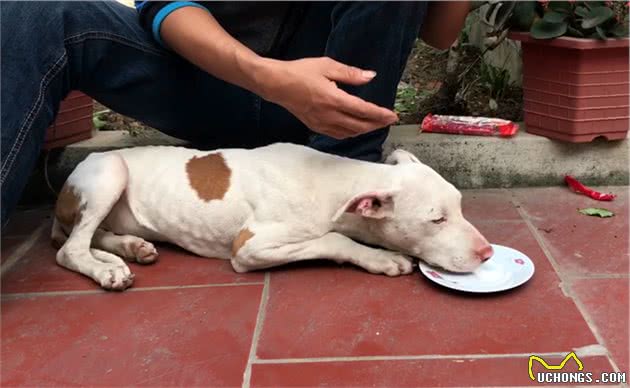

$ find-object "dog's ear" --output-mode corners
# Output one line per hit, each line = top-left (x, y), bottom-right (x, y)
(385, 149), (421, 165)
(332, 190), (398, 222)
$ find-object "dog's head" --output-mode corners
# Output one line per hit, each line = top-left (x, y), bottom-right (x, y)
(333, 149), (493, 272)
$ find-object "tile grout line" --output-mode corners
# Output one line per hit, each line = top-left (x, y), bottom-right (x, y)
(242, 272), (270, 388)
(251, 351), (578, 364)
(1, 281), (265, 299)
(566, 273), (630, 280)
(509, 192), (622, 373)
(1, 222), (48, 277)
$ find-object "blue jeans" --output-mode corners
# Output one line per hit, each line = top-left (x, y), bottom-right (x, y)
(0, 1), (426, 226)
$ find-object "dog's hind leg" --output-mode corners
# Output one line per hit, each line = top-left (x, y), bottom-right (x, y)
(55, 152), (135, 290)
(92, 229), (158, 264)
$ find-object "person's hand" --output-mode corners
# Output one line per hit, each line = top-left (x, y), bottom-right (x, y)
(257, 57), (399, 140)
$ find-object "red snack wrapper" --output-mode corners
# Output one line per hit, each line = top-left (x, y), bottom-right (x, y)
(421, 114), (519, 137)
(565, 175), (616, 201)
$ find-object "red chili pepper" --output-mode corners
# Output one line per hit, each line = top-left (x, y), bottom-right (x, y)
(564, 175), (616, 201)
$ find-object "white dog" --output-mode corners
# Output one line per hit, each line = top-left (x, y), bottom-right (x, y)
(52, 143), (493, 290)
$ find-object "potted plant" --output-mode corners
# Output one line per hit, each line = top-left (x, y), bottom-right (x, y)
(489, 1), (629, 142)
(44, 91), (94, 149)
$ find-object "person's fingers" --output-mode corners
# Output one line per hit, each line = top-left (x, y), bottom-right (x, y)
(321, 57), (376, 86)
(332, 89), (398, 124)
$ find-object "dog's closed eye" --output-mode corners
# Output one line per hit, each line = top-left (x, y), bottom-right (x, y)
(431, 216), (446, 224)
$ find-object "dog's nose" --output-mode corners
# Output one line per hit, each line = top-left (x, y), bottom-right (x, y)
(476, 244), (494, 262)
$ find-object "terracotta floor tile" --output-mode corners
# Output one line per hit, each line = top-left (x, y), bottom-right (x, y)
(2, 285), (262, 386)
(1, 237), (22, 264)
(1, 236), (263, 294)
(513, 187), (629, 275)
(461, 189), (522, 222)
(2, 206), (52, 237)
(251, 356), (614, 387)
(572, 278), (630, 372)
(258, 221), (597, 359)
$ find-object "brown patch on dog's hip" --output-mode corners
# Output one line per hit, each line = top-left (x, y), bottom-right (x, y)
(186, 153), (231, 202)
(232, 228), (254, 256)
(55, 184), (82, 225)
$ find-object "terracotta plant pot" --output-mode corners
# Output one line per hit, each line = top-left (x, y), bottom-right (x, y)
(509, 32), (629, 142)
(43, 91), (94, 150)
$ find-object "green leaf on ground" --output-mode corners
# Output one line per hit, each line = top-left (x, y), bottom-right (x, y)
(578, 208), (615, 218)
(93, 116), (107, 130)
(394, 83), (420, 115)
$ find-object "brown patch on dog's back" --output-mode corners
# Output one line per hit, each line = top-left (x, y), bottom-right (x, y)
(232, 228), (254, 256)
(186, 153), (231, 201)
(55, 184), (82, 225)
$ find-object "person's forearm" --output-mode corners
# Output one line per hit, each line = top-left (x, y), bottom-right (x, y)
(160, 6), (271, 97)
(420, 1), (471, 50)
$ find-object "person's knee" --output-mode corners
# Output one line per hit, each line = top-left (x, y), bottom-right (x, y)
(1, 1), (69, 43)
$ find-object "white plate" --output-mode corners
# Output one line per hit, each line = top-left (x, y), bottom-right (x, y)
(418, 244), (535, 293)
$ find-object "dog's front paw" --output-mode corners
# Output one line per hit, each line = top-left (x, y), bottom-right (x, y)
(96, 265), (135, 290)
(382, 254), (414, 276)
(363, 253), (414, 276)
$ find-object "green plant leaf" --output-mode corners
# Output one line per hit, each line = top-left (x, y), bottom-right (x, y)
(595, 25), (607, 39)
(548, 1), (572, 14)
(494, 2), (517, 30)
(544, 11), (569, 23)
(587, 31), (601, 39)
(611, 23), (629, 38)
(509, 1), (538, 30)
(578, 208), (615, 218)
(93, 116), (107, 130)
(481, 2), (500, 26)
(530, 19), (568, 39)
(575, 6), (589, 18)
(583, 1), (605, 10)
(582, 6), (614, 29)
(567, 25), (585, 37)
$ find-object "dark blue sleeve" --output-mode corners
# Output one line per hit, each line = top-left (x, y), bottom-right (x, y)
(135, 1), (210, 46)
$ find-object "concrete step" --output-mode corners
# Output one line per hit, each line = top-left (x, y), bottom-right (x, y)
(384, 125), (628, 188)
(27, 125), (629, 202)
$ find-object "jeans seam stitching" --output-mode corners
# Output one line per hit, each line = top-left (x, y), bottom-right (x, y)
(1, 53), (68, 184)
(63, 31), (167, 57)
